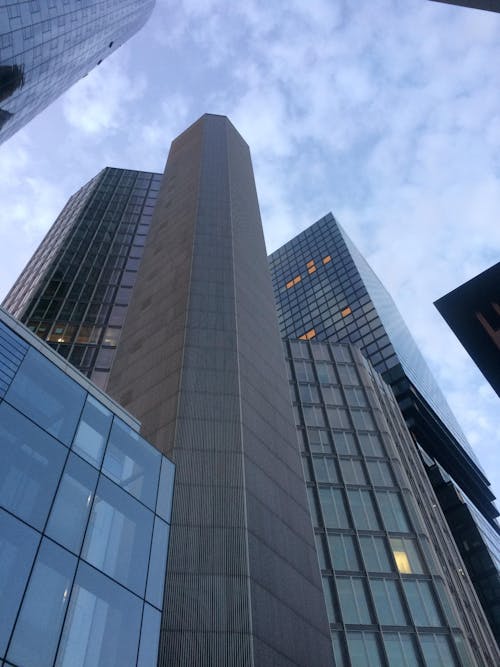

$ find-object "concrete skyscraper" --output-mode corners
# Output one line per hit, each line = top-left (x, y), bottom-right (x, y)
(3, 117), (499, 665)
(269, 213), (500, 650)
(0, 0), (155, 144)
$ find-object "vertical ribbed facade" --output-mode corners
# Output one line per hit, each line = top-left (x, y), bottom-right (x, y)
(106, 115), (333, 666)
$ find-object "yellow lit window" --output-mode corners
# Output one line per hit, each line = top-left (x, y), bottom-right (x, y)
(306, 260), (315, 268)
(323, 255), (332, 265)
(308, 266), (317, 274)
(286, 275), (302, 289)
(299, 328), (316, 340)
(341, 307), (352, 317)
(393, 550), (412, 574)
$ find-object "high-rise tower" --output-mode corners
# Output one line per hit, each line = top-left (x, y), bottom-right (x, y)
(0, 0), (155, 144)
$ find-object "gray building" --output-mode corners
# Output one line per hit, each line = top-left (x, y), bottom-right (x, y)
(0, 0), (154, 144)
(429, 0), (500, 13)
(0, 306), (174, 667)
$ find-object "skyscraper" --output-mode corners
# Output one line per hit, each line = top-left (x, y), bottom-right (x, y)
(429, 0), (500, 12)
(269, 212), (500, 646)
(3, 116), (499, 665)
(0, 0), (155, 144)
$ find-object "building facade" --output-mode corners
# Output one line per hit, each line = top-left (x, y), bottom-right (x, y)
(0, 306), (174, 667)
(429, 0), (500, 13)
(435, 262), (500, 398)
(269, 213), (500, 648)
(0, 0), (155, 144)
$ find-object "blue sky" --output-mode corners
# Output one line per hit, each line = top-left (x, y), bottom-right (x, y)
(0, 0), (499, 499)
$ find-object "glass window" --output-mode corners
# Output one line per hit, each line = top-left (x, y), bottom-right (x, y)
(146, 517), (170, 610)
(137, 604), (161, 667)
(358, 432), (384, 457)
(346, 632), (384, 667)
(311, 343), (330, 361)
(328, 534), (360, 571)
(359, 536), (393, 573)
(303, 406), (326, 428)
(156, 458), (175, 523)
(345, 387), (367, 407)
(403, 581), (443, 627)
(308, 428), (332, 453)
(347, 489), (380, 530)
(294, 360), (314, 382)
(332, 631), (347, 667)
(333, 431), (358, 455)
(322, 577), (337, 622)
(327, 407), (350, 429)
(321, 385), (343, 405)
(72, 395), (112, 467)
(307, 487), (321, 526)
(351, 410), (375, 431)
(82, 476), (154, 597)
(46, 453), (98, 554)
(0, 402), (67, 530)
(337, 364), (359, 386)
(0, 509), (40, 655)
(337, 578), (373, 624)
(315, 534), (328, 569)
(367, 460), (394, 487)
(340, 459), (367, 485)
(7, 539), (77, 667)
(319, 488), (350, 529)
(56, 561), (143, 667)
(435, 579), (458, 627)
(383, 633), (420, 667)
(389, 538), (424, 575)
(419, 634), (457, 667)
(103, 419), (161, 510)
(298, 383), (320, 403)
(313, 456), (338, 483)
(316, 363), (337, 384)
(6, 348), (85, 445)
(370, 579), (408, 625)
(376, 491), (410, 532)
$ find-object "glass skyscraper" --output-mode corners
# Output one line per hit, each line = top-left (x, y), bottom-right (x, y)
(0, 0), (155, 144)
(0, 306), (174, 667)
(269, 212), (500, 648)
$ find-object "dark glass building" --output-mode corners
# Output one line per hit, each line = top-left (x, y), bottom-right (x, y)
(286, 338), (499, 666)
(435, 262), (500, 398)
(0, 0), (155, 144)
(0, 306), (174, 667)
(269, 212), (500, 648)
(429, 0), (500, 13)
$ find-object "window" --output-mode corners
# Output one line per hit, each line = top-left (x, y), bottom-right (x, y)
(298, 384), (320, 403)
(319, 488), (350, 529)
(72, 395), (112, 467)
(340, 459), (367, 485)
(403, 581), (443, 627)
(346, 632), (384, 667)
(341, 307), (352, 317)
(321, 385), (343, 405)
(333, 431), (358, 455)
(367, 460), (394, 487)
(146, 518), (170, 609)
(358, 432), (385, 457)
(312, 456), (338, 483)
(359, 536), (393, 573)
(327, 407), (351, 429)
(322, 577), (337, 622)
(370, 579), (408, 625)
(316, 363), (337, 384)
(294, 360), (315, 382)
(6, 348), (85, 445)
(351, 409), (375, 431)
(328, 534), (360, 571)
(383, 633), (420, 667)
(337, 578), (373, 624)
(156, 457), (175, 523)
(376, 491), (410, 532)
(137, 604), (161, 667)
(303, 406), (326, 428)
(285, 275), (301, 289)
(419, 635), (457, 666)
(345, 387), (367, 407)
(389, 538), (424, 575)
(337, 364), (359, 385)
(347, 489), (380, 530)
(323, 255), (332, 265)
(308, 428), (332, 453)
(299, 328), (316, 340)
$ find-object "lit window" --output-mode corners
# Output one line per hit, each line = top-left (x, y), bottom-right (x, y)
(308, 266), (317, 274)
(285, 275), (302, 289)
(323, 255), (332, 264)
(393, 550), (411, 574)
(341, 307), (352, 317)
(299, 328), (316, 340)
(306, 260), (315, 268)
(307, 260), (317, 274)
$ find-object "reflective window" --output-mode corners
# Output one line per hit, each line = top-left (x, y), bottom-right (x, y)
(46, 454), (98, 554)
(351, 410), (375, 431)
(347, 489), (380, 530)
(403, 581), (443, 627)
(82, 476), (154, 596)
(0, 509), (40, 655)
(137, 604), (161, 667)
(0, 402), (67, 530)
(340, 459), (367, 485)
(72, 396), (112, 467)
(7, 539), (77, 667)
(383, 633), (420, 667)
(156, 458), (175, 523)
(319, 488), (350, 529)
(357, 432), (384, 457)
(103, 419), (161, 510)
(332, 631), (347, 667)
(337, 577), (373, 624)
(326, 407), (350, 429)
(333, 431), (358, 455)
(367, 460), (394, 487)
(321, 385), (343, 405)
(419, 634), (457, 666)
(298, 383), (320, 403)
(316, 363), (337, 384)
(146, 517), (170, 610)
(389, 538), (424, 575)
(309, 428), (333, 453)
(345, 387), (367, 408)
(322, 577), (337, 622)
(370, 579), (408, 625)
(56, 562), (143, 667)
(359, 536), (393, 573)
(303, 406), (326, 428)
(337, 364), (359, 386)
(376, 491), (410, 532)
(315, 534), (328, 569)
(6, 348), (85, 445)
(346, 632), (384, 667)
(328, 534), (360, 571)
(312, 456), (338, 483)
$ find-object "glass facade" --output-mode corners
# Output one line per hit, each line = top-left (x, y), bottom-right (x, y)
(0, 309), (174, 667)
(3, 167), (162, 390)
(0, 0), (155, 144)
(286, 339), (499, 665)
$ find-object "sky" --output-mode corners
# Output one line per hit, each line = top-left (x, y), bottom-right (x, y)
(0, 0), (499, 500)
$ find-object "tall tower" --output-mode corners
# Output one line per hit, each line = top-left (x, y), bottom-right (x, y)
(269, 212), (500, 651)
(0, 0), (155, 144)
(106, 115), (333, 665)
